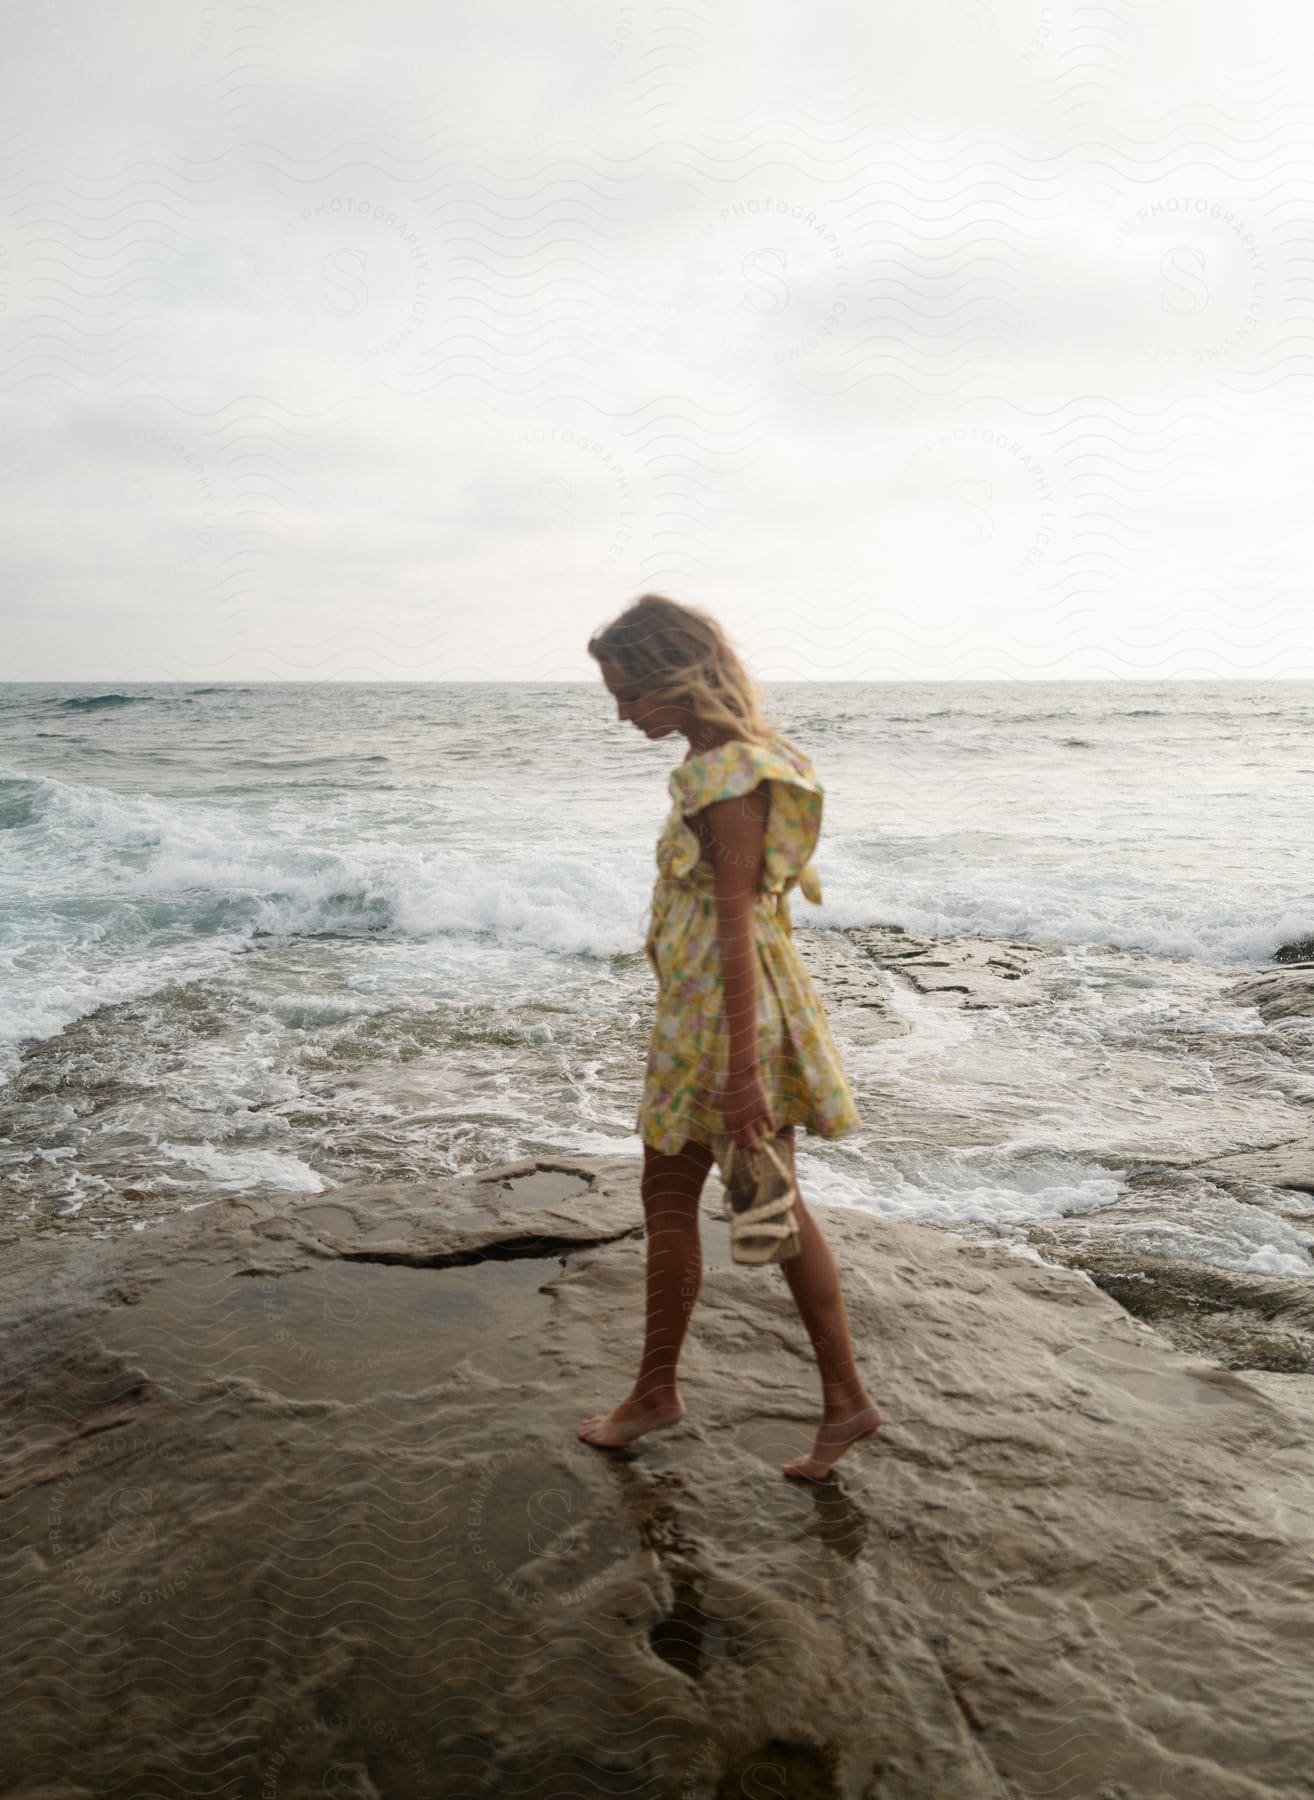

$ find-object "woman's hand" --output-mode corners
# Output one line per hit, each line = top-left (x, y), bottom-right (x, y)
(715, 1066), (775, 1150)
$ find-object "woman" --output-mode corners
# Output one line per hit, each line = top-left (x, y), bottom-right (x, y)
(581, 593), (882, 1481)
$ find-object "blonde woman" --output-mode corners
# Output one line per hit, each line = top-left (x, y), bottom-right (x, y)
(581, 593), (882, 1481)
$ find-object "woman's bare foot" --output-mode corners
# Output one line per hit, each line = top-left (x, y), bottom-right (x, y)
(577, 1391), (685, 1449)
(782, 1402), (882, 1481)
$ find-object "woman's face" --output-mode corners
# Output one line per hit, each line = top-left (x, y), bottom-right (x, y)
(598, 659), (685, 738)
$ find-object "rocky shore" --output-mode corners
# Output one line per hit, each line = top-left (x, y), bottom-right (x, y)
(3, 932), (1313, 1796)
(815, 926), (1314, 1381)
(2, 1141), (1312, 1791)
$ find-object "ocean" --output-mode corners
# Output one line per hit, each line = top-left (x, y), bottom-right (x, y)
(3, 679), (1312, 1283)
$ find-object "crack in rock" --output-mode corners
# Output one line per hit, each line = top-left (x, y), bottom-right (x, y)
(328, 1226), (645, 1271)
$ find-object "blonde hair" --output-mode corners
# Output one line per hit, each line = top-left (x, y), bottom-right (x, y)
(587, 593), (779, 747)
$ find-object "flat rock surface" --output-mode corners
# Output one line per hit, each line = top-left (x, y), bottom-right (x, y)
(3, 1154), (1313, 1798)
(817, 932), (1314, 1377)
(843, 926), (1054, 1009)
(1226, 968), (1314, 1024)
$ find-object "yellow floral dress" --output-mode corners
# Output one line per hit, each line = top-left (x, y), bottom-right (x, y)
(637, 731), (864, 1155)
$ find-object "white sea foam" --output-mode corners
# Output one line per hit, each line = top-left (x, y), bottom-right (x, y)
(155, 1141), (327, 1193)
(804, 1145), (1128, 1229)
(3, 681), (1312, 1287)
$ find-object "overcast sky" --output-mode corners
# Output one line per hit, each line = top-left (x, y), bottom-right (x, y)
(2, 0), (1312, 680)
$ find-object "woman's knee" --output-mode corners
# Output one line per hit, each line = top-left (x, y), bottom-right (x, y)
(641, 1140), (711, 1227)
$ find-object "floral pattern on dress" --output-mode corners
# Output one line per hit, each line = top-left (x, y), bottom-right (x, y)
(636, 731), (864, 1155)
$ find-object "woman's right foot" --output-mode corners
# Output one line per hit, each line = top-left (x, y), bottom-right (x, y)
(577, 1392), (685, 1449)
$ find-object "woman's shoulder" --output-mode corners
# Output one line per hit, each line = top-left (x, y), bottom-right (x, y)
(764, 728), (814, 773)
(670, 730), (820, 803)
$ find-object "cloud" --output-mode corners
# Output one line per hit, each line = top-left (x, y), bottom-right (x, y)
(2, 0), (1313, 678)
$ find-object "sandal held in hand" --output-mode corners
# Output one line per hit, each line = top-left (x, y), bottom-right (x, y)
(710, 1131), (802, 1266)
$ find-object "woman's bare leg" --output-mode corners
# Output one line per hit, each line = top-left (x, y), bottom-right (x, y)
(578, 1137), (713, 1449)
(774, 1126), (883, 1480)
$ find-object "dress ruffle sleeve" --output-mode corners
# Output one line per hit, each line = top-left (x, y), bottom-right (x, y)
(665, 734), (825, 905)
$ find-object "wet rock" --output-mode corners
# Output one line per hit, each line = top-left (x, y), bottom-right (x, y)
(792, 927), (910, 1043)
(1198, 1133), (1314, 1197)
(2, 1160), (1311, 1796)
(1031, 1240), (1314, 1373)
(845, 927), (1053, 1009)
(1273, 935), (1314, 964)
(1225, 966), (1314, 1024)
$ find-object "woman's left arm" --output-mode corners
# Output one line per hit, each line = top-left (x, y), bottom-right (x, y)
(700, 784), (774, 1146)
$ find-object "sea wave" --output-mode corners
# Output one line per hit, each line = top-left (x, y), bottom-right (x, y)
(0, 766), (649, 955)
(0, 776), (39, 830)
(53, 693), (147, 712)
(815, 863), (1310, 971)
(3, 764), (1308, 974)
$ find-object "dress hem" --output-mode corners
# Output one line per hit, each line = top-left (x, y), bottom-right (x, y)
(637, 1110), (863, 1157)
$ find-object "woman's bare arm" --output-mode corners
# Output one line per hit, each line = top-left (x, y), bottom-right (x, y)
(698, 784), (769, 1072)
